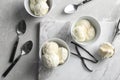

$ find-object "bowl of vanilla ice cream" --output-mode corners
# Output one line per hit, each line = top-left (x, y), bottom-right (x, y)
(24, 0), (52, 17)
(40, 38), (70, 68)
(71, 16), (101, 45)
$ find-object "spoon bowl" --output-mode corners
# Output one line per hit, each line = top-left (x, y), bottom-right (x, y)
(17, 20), (26, 35)
(64, 0), (92, 14)
(64, 4), (77, 14)
(21, 40), (33, 55)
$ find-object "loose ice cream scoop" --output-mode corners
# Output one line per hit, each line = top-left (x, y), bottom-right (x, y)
(99, 42), (115, 58)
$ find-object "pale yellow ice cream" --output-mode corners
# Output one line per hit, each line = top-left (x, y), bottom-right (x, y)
(73, 19), (95, 42)
(73, 24), (87, 42)
(75, 19), (91, 28)
(99, 42), (115, 58)
(36, 0), (47, 2)
(42, 54), (59, 68)
(43, 41), (58, 55)
(57, 47), (68, 64)
(30, 0), (49, 16)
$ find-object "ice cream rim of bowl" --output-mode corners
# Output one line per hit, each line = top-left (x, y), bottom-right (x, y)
(71, 16), (101, 45)
(24, 0), (53, 17)
(40, 38), (70, 68)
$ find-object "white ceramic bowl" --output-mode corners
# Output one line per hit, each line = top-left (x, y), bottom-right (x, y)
(24, 0), (53, 17)
(40, 38), (70, 68)
(71, 16), (101, 45)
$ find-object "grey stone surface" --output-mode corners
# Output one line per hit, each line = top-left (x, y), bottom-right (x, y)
(0, 0), (119, 80)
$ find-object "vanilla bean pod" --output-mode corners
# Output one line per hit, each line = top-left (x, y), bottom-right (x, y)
(71, 52), (97, 63)
(71, 41), (98, 63)
(75, 45), (93, 72)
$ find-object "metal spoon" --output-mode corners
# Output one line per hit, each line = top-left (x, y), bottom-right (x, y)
(2, 40), (33, 78)
(9, 20), (26, 63)
(64, 0), (92, 14)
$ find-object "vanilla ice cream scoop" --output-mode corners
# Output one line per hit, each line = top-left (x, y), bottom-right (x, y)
(34, 1), (49, 16)
(73, 24), (86, 42)
(99, 42), (115, 58)
(42, 54), (59, 68)
(43, 41), (58, 55)
(30, 0), (49, 16)
(57, 47), (68, 64)
(76, 19), (91, 29)
(30, 0), (36, 12)
(86, 27), (95, 40)
(36, 0), (47, 2)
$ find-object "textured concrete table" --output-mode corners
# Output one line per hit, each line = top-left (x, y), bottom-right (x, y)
(0, 0), (119, 80)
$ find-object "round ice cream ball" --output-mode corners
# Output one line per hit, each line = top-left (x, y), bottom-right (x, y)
(75, 19), (91, 29)
(30, 4), (35, 12)
(34, 1), (49, 16)
(36, 0), (47, 3)
(73, 24), (86, 42)
(30, 0), (36, 5)
(42, 41), (59, 55)
(99, 42), (115, 58)
(30, 0), (36, 12)
(86, 26), (95, 41)
(42, 54), (59, 68)
(57, 47), (68, 64)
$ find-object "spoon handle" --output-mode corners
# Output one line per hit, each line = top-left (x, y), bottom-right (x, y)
(78, 0), (92, 6)
(9, 37), (19, 63)
(2, 55), (21, 78)
(83, 0), (92, 4)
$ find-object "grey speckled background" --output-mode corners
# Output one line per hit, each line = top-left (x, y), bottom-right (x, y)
(0, 0), (119, 80)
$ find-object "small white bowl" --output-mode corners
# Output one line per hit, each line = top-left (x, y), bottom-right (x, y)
(71, 16), (101, 45)
(40, 38), (70, 68)
(24, 0), (53, 17)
